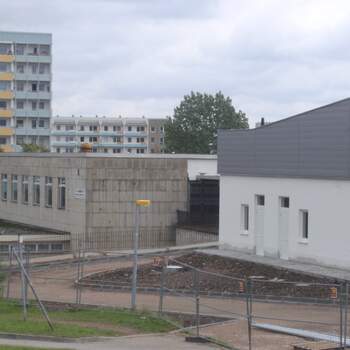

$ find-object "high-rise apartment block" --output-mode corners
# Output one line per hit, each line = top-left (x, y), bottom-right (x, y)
(0, 31), (52, 151)
(51, 116), (166, 154)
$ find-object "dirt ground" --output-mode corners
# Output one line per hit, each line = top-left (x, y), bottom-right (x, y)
(5, 253), (346, 349)
(82, 253), (340, 300)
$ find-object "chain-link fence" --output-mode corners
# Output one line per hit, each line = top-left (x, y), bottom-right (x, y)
(2, 246), (349, 349)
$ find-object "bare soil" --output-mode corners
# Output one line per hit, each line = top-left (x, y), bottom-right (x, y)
(81, 253), (341, 300)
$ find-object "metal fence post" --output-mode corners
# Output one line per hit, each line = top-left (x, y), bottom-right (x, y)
(194, 269), (200, 337)
(75, 249), (81, 305)
(158, 265), (166, 315)
(6, 246), (13, 299)
(340, 283), (344, 348)
(245, 278), (252, 350)
(18, 240), (27, 321)
(344, 282), (348, 349)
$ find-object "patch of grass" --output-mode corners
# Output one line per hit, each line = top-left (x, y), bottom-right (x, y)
(52, 307), (175, 333)
(0, 299), (174, 338)
(0, 346), (73, 350)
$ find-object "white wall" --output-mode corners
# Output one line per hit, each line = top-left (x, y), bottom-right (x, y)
(187, 159), (218, 180)
(220, 175), (350, 269)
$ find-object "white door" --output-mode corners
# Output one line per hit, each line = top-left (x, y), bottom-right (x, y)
(278, 205), (289, 260)
(255, 205), (264, 256)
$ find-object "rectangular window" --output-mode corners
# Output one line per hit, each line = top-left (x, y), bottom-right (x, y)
(80, 136), (84, 142)
(241, 204), (249, 231)
(39, 119), (45, 128)
(38, 243), (50, 252)
(16, 120), (24, 128)
(39, 101), (45, 110)
(256, 195), (265, 206)
(31, 83), (37, 92)
(16, 63), (25, 73)
(16, 81), (24, 91)
(104, 126), (108, 131)
(128, 126), (132, 131)
(11, 175), (18, 202)
(22, 176), (29, 204)
(16, 100), (24, 109)
(32, 101), (37, 111)
(58, 177), (66, 209)
(32, 119), (37, 128)
(51, 243), (63, 251)
(300, 210), (309, 240)
(1, 174), (8, 200)
(0, 120), (6, 127)
(45, 176), (52, 208)
(0, 101), (7, 109)
(280, 197), (289, 208)
(128, 137), (132, 143)
(32, 176), (40, 206)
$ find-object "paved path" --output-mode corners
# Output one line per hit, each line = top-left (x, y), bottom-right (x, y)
(199, 248), (350, 281)
(0, 333), (219, 349)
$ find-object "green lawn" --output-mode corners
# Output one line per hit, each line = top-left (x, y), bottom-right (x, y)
(0, 299), (174, 338)
(0, 346), (72, 350)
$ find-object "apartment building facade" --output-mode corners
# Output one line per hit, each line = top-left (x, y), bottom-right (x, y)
(0, 31), (52, 151)
(51, 116), (165, 154)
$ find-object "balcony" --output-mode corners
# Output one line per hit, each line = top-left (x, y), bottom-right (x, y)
(0, 127), (14, 136)
(0, 72), (14, 81)
(0, 90), (14, 99)
(124, 143), (147, 148)
(0, 109), (13, 118)
(15, 91), (51, 100)
(14, 109), (51, 118)
(51, 130), (76, 136)
(51, 141), (78, 147)
(99, 131), (123, 136)
(15, 128), (50, 136)
(0, 144), (15, 152)
(124, 131), (148, 137)
(15, 72), (51, 81)
(0, 55), (14, 63)
(15, 55), (51, 64)
(97, 143), (124, 148)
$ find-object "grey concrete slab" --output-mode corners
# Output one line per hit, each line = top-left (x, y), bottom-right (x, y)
(199, 248), (350, 281)
(0, 334), (219, 350)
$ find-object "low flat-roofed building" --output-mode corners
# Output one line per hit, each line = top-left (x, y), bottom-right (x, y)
(0, 153), (188, 250)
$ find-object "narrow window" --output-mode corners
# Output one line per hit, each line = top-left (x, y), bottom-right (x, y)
(300, 210), (309, 240)
(32, 176), (40, 206)
(11, 175), (18, 202)
(45, 176), (52, 208)
(241, 204), (249, 231)
(256, 195), (265, 206)
(280, 197), (289, 208)
(1, 174), (8, 200)
(58, 177), (66, 209)
(22, 176), (29, 204)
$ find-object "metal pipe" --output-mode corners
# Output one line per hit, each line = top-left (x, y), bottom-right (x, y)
(12, 248), (54, 330)
(131, 205), (140, 310)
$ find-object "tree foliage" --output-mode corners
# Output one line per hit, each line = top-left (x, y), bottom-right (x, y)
(21, 143), (49, 153)
(164, 91), (248, 154)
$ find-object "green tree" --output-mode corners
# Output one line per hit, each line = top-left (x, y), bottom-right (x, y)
(21, 143), (49, 153)
(164, 91), (248, 154)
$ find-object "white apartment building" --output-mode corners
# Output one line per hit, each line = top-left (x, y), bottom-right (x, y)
(0, 31), (52, 151)
(50, 116), (165, 154)
(218, 98), (350, 269)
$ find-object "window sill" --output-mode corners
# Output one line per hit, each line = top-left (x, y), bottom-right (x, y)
(298, 239), (309, 245)
(240, 231), (249, 236)
(45, 205), (52, 209)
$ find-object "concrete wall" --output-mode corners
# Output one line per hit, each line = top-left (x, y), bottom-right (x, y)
(220, 175), (350, 269)
(0, 155), (87, 241)
(0, 154), (188, 250)
(84, 157), (188, 235)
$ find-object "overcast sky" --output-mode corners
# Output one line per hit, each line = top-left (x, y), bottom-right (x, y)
(2, 0), (350, 126)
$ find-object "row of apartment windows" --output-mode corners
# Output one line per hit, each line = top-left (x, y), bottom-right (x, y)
(16, 119), (49, 129)
(55, 147), (145, 154)
(1, 175), (66, 210)
(16, 100), (50, 111)
(0, 43), (50, 56)
(0, 242), (64, 254)
(241, 195), (309, 240)
(55, 125), (148, 132)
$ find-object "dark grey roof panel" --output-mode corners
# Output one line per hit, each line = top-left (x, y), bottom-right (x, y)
(218, 98), (350, 179)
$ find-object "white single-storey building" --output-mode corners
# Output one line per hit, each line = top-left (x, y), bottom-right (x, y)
(218, 98), (350, 269)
